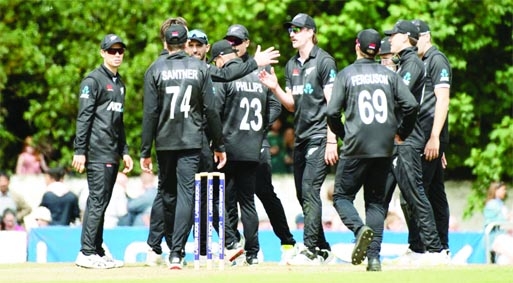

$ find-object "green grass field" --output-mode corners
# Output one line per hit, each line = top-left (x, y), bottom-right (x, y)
(1, 263), (511, 283)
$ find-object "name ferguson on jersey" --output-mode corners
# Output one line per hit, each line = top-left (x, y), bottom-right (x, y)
(161, 69), (199, 81)
(351, 74), (389, 86)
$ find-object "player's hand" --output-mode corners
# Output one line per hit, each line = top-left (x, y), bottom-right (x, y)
(214, 151), (227, 169)
(394, 134), (404, 145)
(72, 155), (86, 173)
(122, 154), (133, 174)
(441, 152), (447, 169)
(253, 45), (280, 67)
(325, 143), (339, 166)
(423, 136), (440, 161)
(258, 67), (278, 91)
(140, 157), (153, 173)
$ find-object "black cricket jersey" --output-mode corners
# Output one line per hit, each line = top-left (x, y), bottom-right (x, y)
(419, 46), (452, 145)
(140, 51), (224, 157)
(74, 64), (129, 163)
(396, 47), (426, 149)
(326, 58), (419, 158)
(284, 45), (337, 145)
(214, 58), (274, 162)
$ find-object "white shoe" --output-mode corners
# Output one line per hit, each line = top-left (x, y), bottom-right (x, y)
(420, 250), (450, 266)
(225, 242), (245, 262)
(287, 248), (322, 265)
(145, 249), (163, 266)
(169, 256), (185, 270)
(318, 249), (335, 265)
(387, 249), (423, 265)
(279, 244), (298, 265)
(102, 255), (124, 268)
(75, 252), (114, 269)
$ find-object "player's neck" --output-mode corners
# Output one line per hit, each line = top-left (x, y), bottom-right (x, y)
(297, 41), (314, 61)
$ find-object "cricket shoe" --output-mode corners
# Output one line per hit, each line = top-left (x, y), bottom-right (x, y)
(366, 257), (382, 271)
(75, 252), (115, 269)
(169, 256), (185, 270)
(225, 241), (245, 263)
(145, 249), (163, 266)
(318, 249), (335, 265)
(102, 255), (124, 268)
(279, 243), (301, 265)
(351, 225), (374, 265)
(287, 248), (322, 265)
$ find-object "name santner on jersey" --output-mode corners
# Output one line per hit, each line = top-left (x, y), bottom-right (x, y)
(161, 69), (199, 80)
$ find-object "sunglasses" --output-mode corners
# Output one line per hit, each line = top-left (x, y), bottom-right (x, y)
(106, 48), (125, 55)
(189, 32), (208, 41)
(288, 27), (303, 34)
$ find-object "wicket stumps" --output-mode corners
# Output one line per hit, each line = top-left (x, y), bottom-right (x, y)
(194, 172), (225, 270)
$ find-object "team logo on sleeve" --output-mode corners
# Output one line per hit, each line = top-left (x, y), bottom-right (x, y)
(329, 69), (337, 83)
(402, 72), (412, 86)
(80, 86), (90, 99)
(303, 83), (313, 94)
(440, 69), (450, 82)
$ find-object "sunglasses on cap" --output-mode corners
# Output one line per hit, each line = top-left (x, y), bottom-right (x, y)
(288, 27), (303, 34)
(189, 31), (208, 41)
(105, 48), (125, 55)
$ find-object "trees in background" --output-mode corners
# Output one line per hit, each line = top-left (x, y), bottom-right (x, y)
(0, 0), (511, 215)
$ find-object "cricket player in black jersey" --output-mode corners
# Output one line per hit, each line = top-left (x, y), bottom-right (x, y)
(382, 20), (446, 264)
(224, 24), (298, 263)
(258, 13), (338, 265)
(210, 39), (277, 265)
(140, 24), (227, 270)
(73, 34), (134, 269)
(326, 29), (419, 272)
(411, 18), (452, 256)
(144, 18), (279, 265)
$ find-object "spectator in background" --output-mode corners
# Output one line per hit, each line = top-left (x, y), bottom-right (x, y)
(282, 127), (295, 173)
(0, 171), (32, 224)
(1, 208), (24, 231)
(268, 119), (287, 174)
(79, 172), (129, 228)
(15, 136), (49, 175)
(40, 167), (80, 226)
(34, 206), (52, 227)
(120, 172), (157, 226)
(483, 181), (513, 264)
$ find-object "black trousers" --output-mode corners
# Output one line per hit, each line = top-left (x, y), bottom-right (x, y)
(156, 149), (200, 258)
(293, 138), (330, 251)
(383, 144), (442, 252)
(225, 160), (260, 257)
(256, 146), (295, 246)
(332, 157), (391, 259)
(80, 162), (119, 256)
(147, 190), (167, 254)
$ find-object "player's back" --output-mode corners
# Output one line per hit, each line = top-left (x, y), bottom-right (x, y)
(336, 59), (417, 158)
(146, 52), (212, 151)
(215, 64), (269, 162)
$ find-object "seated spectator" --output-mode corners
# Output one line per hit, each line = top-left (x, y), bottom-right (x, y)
(0, 171), (32, 224)
(15, 136), (49, 174)
(119, 172), (157, 226)
(1, 208), (24, 231)
(282, 127), (295, 173)
(268, 119), (287, 174)
(33, 206), (52, 227)
(79, 172), (128, 228)
(385, 211), (406, 231)
(40, 167), (80, 225)
(483, 181), (513, 264)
